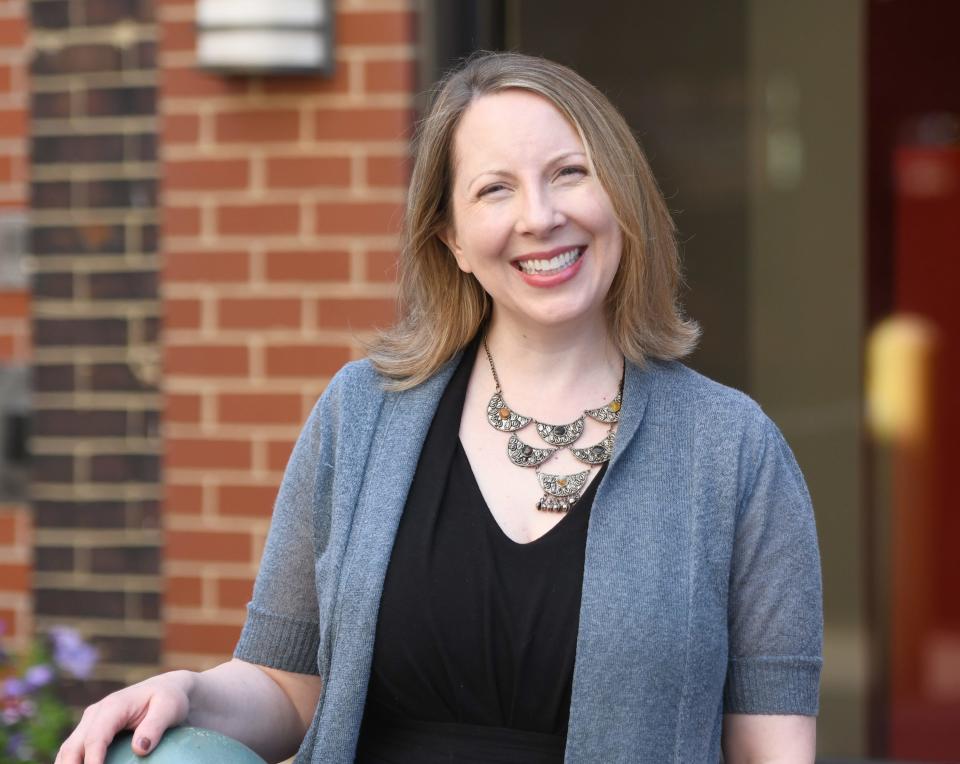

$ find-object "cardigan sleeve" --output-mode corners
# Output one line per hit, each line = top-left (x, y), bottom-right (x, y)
(723, 414), (823, 715)
(232, 385), (336, 675)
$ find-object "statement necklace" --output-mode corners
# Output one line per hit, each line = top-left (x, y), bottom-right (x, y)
(483, 338), (623, 513)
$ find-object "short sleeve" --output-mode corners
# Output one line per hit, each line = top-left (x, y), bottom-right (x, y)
(233, 391), (332, 675)
(723, 415), (823, 715)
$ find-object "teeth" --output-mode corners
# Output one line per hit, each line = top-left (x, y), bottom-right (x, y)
(516, 248), (581, 275)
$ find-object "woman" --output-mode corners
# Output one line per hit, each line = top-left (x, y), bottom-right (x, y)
(57, 52), (821, 764)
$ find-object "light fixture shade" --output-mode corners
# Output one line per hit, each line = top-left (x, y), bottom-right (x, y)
(196, 0), (333, 74)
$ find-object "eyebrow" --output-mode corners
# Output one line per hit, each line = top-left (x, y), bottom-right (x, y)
(464, 150), (588, 192)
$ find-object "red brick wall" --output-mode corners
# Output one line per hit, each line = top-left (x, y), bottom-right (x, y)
(159, 0), (416, 669)
(0, 0), (30, 653)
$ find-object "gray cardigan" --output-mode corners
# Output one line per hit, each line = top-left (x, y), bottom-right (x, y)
(235, 352), (822, 763)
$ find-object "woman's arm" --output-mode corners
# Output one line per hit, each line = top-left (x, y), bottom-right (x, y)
(722, 713), (816, 763)
(55, 659), (321, 764)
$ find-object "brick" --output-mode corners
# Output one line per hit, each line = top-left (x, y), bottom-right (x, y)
(35, 589), (130, 619)
(166, 622), (241, 654)
(90, 363), (152, 391)
(313, 108), (412, 142)
(166, 575), (202, 607)
(365, 250), (399, 282)
(264, 249), (349, 282)
(0, 610), (18, 638)
(215, 109), (299, 143)
(165, 205), (201, 237)
(165, 297), (201, 329)
(165, 159), (249, 191)
(338, 11), (415, 45)
(90, 453), (160, 482)
(0, 514), (17, 544)
(0, 156), (12, 183)
(32, 223), (126, 255)
(34, 500), (158, 530)
(33, 409), (127, 438)
(0, 564), (29, 590)
(165, 483), (203, 515)
(160, 18), (194, 51)
(365, 59), (415, 94)
(0, 64), (11, 93)
(162, 112), (200, 144)
(162, 67), (249, 98)
(166, 438), (252, 470)
(34, 317), (127, 346)
(218, 297), (301, 329)
(314, 201), (402, 235)
(32, 44), (123, 76)
(164, 250), (249, 283)
(166, 530), (250, 562)
(130, 40), (156, 70)
(165, 392), (201, 422)
(34, 364), (75, 392)
(267, 440), (295, 471)
(0, 16), (27, 46)
(89, 270), (158, 299)
(94, 635), (161, 665)
(265, 156), (350, 189)
(32, 134), (125, 164)
(218, 393), (301, 425)
(0, 291), (28, 318)
(30, 2), (69, 30)
(35, 547), (75, 572)
(34, 272), (73, 298)
(265, 344), (351, 377)
(216, 578), (254, 608)
(261, 61), (350, 95)
(367, 155), (410, 188)
(31, 180), (71, 209)
(85, 0), (154, 24)
(77, 179), (156, 209)
(316, 297), (395, 330)
(32, 90), (72, 120)
(0, 108), (26, 138)
(216, 204), (299, 236)
(90, 546), (160, 574)
(141, 223), (159, 252)
(164, 345), (249, 376)
(84, 85), (156, 117)
(217, 485), (277, 517)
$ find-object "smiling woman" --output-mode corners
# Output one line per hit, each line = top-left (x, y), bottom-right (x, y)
(57, 52), (821, 764)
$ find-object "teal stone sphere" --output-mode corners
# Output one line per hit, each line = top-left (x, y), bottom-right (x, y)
(105, 727), (267, 764)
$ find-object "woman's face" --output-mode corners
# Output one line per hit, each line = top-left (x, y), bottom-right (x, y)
(444, 89), (623, 333)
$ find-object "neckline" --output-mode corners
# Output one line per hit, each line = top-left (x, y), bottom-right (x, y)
(455, 437), (605, 548)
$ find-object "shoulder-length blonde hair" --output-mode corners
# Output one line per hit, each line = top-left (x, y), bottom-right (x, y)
(367, 51), (699, 389)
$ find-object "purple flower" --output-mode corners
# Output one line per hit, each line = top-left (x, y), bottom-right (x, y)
(49, 626), (98, 679)
(2, 677), (27, 699)
(24, 663), (54, 690)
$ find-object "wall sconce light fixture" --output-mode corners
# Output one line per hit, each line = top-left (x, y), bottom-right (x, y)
(196, 0), (334, 75)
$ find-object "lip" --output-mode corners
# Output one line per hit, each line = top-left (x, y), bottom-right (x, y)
(513, 245), (586, 288)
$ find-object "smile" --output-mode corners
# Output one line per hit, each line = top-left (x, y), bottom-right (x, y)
(513, 247), (584, 276)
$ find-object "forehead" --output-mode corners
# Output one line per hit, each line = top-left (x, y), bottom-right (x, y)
(451, 90), (585, 175)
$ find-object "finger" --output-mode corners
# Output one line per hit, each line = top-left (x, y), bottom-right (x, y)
(82, 735), (111, 764)
(131, 692), (185, 756)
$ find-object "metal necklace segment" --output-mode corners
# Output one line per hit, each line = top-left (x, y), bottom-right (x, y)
(483, 339), (623, 513)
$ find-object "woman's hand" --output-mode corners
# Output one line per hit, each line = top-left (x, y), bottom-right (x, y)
(55, 669), (195, 764)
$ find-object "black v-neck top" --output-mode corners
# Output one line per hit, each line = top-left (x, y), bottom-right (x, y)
(356, 344), (607, 763)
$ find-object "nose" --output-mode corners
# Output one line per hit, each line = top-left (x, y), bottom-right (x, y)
(515, 186), (564, 237)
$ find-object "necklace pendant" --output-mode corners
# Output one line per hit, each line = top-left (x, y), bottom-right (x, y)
(536, 469), (589, 513)
(535, 416), (585, 447)
(486, 392), (531, 432)
(571, 431), (615, 465)
(507, 434), (556, 467)
(585, 390), (622, 424)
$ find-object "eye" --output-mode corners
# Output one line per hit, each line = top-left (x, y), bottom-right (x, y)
(557, 165), (588, 180)
(477, 182), (509, 198)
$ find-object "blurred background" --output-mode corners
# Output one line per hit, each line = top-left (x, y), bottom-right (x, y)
(0, 0), (957, 760)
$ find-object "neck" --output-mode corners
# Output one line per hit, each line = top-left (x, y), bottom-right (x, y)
(483, 309), (621, 394)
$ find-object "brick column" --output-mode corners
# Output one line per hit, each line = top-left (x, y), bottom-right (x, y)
(159, 0), (415, 670)
(29, 0), (162, 701)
